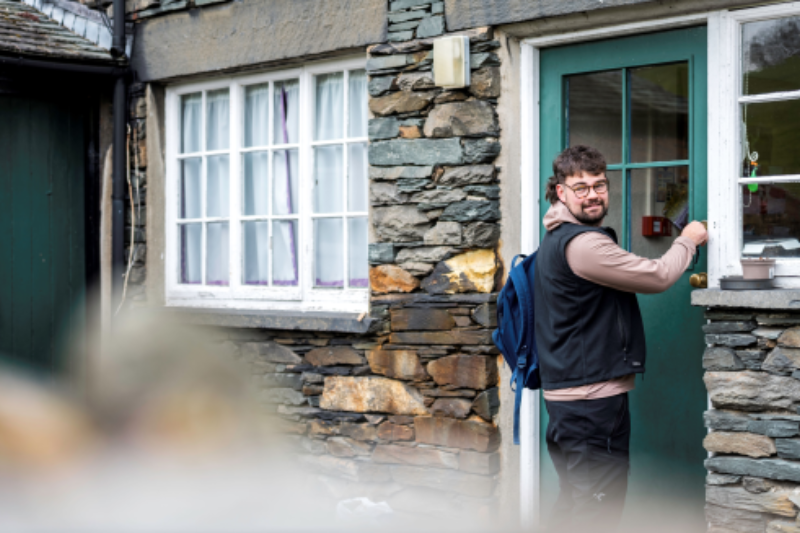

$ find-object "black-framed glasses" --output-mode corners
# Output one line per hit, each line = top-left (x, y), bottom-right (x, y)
(561, 180), (609, 199)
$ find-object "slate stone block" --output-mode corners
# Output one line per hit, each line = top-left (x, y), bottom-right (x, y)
(368, 75), (397, 97)
(389, 19), (422, 31)
(369, 243), (396, 264)
(463, 185), (500, 199)
(369, 117), (400, 140)
(703, 347), (746, 371)
(370, 165), (433, 180)
(439, 201), (500, 222)
(705, 334), (758, 347)
(397, 178), (430, 192)
(367, 54), (410, 73)
(370, 138), (463, 166)
(776, 438), (800, 460)
(390, 0), (433, 11)
(462, 138), (501, 163)
(391, 308), (456, 331)
(737, 349), (767, 371)
(389, 30), (414, 42)
(388, 10), (427, 23)
(472, 387), (500, 420)
(428, 355), (498, 389)
(706, 456), (800, 483)
(704, 409), (751, 432)
(416, 15), (445, 38)
(470, 52), (501, 69)
(703, 321), (758, 334)
(748, 419), (799, 438)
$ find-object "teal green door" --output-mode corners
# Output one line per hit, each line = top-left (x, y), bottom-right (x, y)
(0, 94), (86, 373)
(538, 27), (708, 531)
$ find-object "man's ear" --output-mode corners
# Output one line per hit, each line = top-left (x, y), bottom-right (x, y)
(556, 184), (567, 203)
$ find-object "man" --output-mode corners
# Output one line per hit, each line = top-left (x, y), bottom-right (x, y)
(533, 145), (707, 531)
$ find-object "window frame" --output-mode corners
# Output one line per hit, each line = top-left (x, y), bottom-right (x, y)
(709, 3), (800, 288)
(164, 56), (370, 312)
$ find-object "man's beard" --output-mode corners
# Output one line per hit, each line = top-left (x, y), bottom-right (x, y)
(570, 199), (608, 225)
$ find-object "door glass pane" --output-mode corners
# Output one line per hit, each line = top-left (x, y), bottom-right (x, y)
(742, 183), (800, 258)
(315, 72), (344, 141)
(743, 16), (800, 95)
(180, 224), (202, 284)
(244, 83), (269, 148)
(567, 70), (622, 165)
(348, 143), (368, 212)
(273, 220), (299, 286)
(206, 155), (229, 217)
(630, 63), (689, 163)
(274, 79), (300, 145)
(206, 222), (229, 285)
(206, 89), (229, 151)
(243, 220), (269, 285)
(314, 145), (344, 213)
(314, 218), (343, 288)
(181, 158), (202, 219)
(348, 69), (368, 138)
(243, 151), (269, 216)
(603, 170), (623, 240)
(630, 166), (689, 259)
(348, 217), (368, 288)
(181, 93), (202, 153)
(741, 100), (800, 177)
(273, 149), (298, 215)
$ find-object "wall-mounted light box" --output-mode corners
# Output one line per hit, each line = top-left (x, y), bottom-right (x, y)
(433, 35), (470, 89)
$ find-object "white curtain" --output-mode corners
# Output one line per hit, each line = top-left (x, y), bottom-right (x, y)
(245, 84), (269, 147)
(274, 80), (299, 144)
(181, 93), (201, 153)
(243, 220), (269, 285)
(206, 222), (229, 285)
(242, 80), (300, 286)
(348, 217), (368, 287)
(315, 73), (343, 141)
(181, 158), (202, 219)
(206, 89), (229, 151)
(348, 143), (367, 212)
(348, 70), (367, 138)
(206, 155), (229, 218)
(181, 224), (202, 284)
(315, 218), (343, 287)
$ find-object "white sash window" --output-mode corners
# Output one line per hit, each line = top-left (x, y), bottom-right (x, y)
(165, 58), (369, 311)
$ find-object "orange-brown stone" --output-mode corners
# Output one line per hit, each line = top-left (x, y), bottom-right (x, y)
(370, 265), (420, 294)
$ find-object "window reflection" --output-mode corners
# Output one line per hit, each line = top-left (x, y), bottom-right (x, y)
(630, 63), (689, 163)
(742, 183), (800, 258)
(742, 16), (800, 95)
(567, 70), (623, 164)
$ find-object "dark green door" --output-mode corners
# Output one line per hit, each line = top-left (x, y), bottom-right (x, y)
(0, 93), (86, 373)
(538, 27), (708, 531)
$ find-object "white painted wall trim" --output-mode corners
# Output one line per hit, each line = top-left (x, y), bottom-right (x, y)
(518, 11), (713, 527)
(522, 13), (709, 48)
(518, 40), (540, 529)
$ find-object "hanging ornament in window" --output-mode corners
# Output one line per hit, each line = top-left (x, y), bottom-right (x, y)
(748, 151), (759, 193)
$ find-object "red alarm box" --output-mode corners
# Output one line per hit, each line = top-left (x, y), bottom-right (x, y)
(642, 216), (672, 237)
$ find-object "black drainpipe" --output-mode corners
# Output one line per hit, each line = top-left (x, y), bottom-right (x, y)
(111, 0), (127, 309)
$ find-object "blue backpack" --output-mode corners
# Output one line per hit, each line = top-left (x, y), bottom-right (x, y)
(492, 253), (541, 445)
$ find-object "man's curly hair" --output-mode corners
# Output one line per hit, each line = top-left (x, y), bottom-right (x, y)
(545, 145), (607, 204)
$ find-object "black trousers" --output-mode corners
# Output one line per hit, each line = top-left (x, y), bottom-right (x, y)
(544, 393), (631, 533)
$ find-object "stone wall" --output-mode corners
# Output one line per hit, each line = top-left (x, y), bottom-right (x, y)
(701, 308), (800, 533)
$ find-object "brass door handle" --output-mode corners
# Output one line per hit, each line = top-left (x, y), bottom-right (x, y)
(690, 272), (708, 288)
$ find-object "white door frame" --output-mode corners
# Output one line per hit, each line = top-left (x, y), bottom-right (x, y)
(517, 11), (712, 528)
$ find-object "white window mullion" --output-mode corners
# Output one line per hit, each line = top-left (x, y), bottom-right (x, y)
(268, 146), (275, 287)
(342, 69), (350, 290)
(300, 68), (313, 298)
(230, 82), (243, 293)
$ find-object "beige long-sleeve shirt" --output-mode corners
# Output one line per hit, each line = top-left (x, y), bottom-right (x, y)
(541, 202), (696, 401)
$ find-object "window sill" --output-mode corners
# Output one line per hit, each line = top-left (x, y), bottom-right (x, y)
(161, 307), (376, 334)
(691, 288), (800, 310)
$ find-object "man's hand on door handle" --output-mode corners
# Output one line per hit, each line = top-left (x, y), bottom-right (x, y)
(681, 221), (708, 247)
